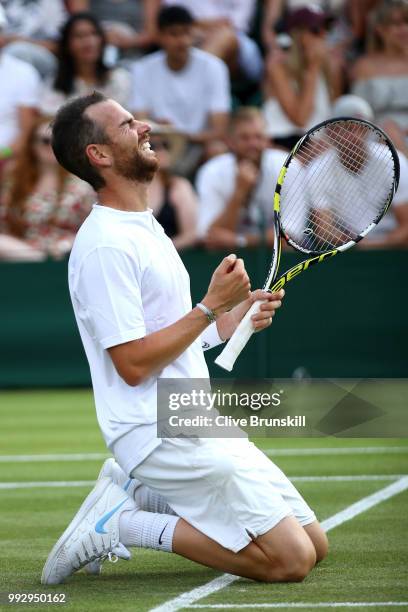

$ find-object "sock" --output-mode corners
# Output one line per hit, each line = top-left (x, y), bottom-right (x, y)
(134, 485), (178, 516)
(119, 510), (179, 553)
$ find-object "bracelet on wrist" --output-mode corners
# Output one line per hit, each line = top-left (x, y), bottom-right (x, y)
(196, 302), (217, 323)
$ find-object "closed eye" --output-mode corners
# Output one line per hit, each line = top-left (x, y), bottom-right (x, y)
(119, 117), (135, 128)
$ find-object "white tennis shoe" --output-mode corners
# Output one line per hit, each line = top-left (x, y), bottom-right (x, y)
(84, 458), (140, 575)
(41, 477), (135, 584)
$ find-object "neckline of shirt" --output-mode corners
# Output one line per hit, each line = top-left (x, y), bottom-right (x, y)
(93, 203), (154, 216)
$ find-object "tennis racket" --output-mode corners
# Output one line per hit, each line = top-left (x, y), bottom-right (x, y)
(215, 117), (400, 372)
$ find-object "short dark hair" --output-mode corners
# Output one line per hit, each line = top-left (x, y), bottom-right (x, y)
(51, 91), (110, 191)
(157, 5), (194, 30)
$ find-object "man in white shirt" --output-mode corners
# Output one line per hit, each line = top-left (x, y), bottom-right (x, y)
(41, 92), (327, 586)
(0, 7), (40, 159)
(197, 107), (288, 249)
(161, 0), (263, 82)
(327, 95), (408, 248)
(130, 5), (231, 174)
(0, 0), (67, 78)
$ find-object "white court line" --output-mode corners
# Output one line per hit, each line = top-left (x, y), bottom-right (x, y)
(0, 447), (407, 463)
(150, 477), (408, 612)
(0, 453), (108, 463)
(264, 447), (408, 457)
(320, 476), (408, 531)
(0, 480), (95, 490)
(291, 475), (405, 483)
(1, 475), (405, 490)
(189, 604), (408, 609)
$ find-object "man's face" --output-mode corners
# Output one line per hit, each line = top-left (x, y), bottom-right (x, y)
(86, 100), (159, 182)
(158, 24), (193, 63)
(328, 122), (368, 172)
(231, 118), (269, 165)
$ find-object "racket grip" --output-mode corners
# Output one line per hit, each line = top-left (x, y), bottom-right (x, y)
(214, 300), (262, 371)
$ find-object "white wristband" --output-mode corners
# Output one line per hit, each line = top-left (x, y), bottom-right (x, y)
(201, 322), (225, 351)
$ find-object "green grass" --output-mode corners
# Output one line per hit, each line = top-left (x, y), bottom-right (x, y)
(0, 389), (407, 612)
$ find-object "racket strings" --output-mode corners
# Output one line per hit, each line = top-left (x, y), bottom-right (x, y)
(280, 120), (395, 252)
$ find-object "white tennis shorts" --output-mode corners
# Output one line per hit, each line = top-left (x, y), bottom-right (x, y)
(131, 437), (316, 552)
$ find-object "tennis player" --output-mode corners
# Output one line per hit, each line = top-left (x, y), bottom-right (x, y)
(41, 92), (328, 585)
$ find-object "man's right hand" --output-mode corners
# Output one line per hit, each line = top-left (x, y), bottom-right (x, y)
(201, 254), (251, 317)
(236, 160), (259, 194)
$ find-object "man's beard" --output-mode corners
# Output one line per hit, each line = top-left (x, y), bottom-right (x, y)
(114, 147), (159, 183)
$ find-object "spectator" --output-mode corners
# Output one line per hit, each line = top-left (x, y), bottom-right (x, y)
(0, 116), (95, 261)
(196, 107), (287, 250)
(130, 5), (231, 176)
(351, 0), (408, 157)
(148, 130), (197, 250)
(0, 6), (40, 163)
(0, 0), (67, 78)
(262, 5), (333, 150)
(39, 13), (132, 116)
(162, 0), (263, 82)
(68, 0), (159, 61)
(329, 94), (408, 248)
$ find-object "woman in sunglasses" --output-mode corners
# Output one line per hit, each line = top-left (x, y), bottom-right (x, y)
(262, 6), (333, 151)
(0, 117), (95, 261)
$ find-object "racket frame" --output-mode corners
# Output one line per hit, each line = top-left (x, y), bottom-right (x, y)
(215, 117), (400, 371)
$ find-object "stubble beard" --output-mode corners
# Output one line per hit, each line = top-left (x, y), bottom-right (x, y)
(114, 147), (159, 184)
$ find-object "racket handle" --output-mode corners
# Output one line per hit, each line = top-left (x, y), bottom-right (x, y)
(214, 300), (262, 371)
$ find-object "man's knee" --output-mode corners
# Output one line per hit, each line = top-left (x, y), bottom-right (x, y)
(275, 539), (316, 582)
(252, 540), (316, 583)
(304, 522), (329, 563)
(315, 531), (329, 563)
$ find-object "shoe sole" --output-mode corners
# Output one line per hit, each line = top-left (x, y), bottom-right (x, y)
(41, 477), (113, 585)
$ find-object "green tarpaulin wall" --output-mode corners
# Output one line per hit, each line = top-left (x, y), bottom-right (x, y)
(0, 249), (407, 387)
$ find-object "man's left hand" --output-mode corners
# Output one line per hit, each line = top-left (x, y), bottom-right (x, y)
(217, 289), (285, 341)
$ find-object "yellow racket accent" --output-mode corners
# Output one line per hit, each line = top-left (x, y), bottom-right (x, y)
(274, 167), (287, 212)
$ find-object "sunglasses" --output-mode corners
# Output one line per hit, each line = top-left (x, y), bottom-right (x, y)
(35, 135), (52, 145)
(308, 25), (324, 34)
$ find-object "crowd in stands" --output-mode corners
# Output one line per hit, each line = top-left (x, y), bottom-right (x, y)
(0, 0), (407, 261)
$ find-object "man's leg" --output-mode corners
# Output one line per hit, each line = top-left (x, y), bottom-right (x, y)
(99, 455), (327, 574)
(92, 459), (327, 580)
(117, 438), (322, 582)
(304, 521), (329, 563)
(172, 515), (316, 583)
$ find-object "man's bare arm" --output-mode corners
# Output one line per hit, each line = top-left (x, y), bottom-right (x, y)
(108, 255), (250, 385)
(209, 160), (258, 232)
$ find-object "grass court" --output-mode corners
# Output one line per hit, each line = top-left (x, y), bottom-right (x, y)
(0, 389), (407, 611)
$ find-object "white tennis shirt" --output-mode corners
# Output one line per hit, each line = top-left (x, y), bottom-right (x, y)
(68, 204), (221, 472)
(307, 145), (408, 240)
(130, 48), (231, 134)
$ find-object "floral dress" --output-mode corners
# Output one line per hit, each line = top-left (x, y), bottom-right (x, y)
(3, 175), (95, 258)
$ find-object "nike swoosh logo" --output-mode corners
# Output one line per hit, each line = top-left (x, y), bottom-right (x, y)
(158, 523), (169, 545)
(95, 497), (128, 535)
(123, 479), (132, 492)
